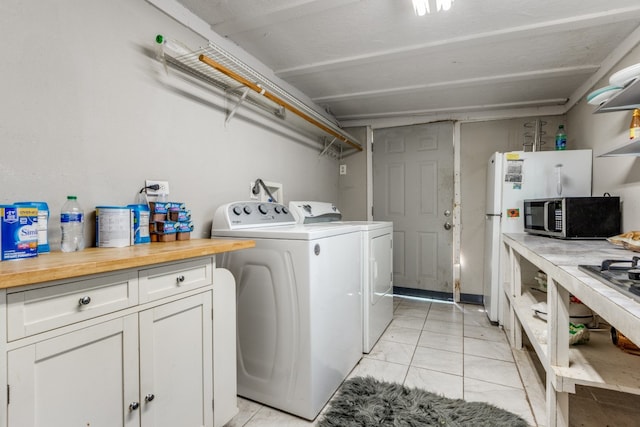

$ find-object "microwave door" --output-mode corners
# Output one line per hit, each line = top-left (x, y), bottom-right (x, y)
(543, 201), (550, 232)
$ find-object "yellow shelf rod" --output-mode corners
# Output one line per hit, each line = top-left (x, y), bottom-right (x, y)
(198, 54), (363, 152)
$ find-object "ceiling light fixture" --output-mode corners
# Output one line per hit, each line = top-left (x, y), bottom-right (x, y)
(412, 0), (454, 16)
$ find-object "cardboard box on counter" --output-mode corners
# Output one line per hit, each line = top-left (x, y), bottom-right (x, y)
(169, 209), (191, 222)
(155, 221), (177, 233)
(1, 205), (39, 261)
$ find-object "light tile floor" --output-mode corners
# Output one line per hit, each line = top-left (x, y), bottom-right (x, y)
(225, 296), (538, 426)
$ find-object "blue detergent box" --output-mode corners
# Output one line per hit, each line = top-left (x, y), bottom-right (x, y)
(0, 205), (39, 261)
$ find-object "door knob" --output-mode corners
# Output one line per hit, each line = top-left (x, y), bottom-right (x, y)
(176, 275), (185, 284)
(78, 296), (91, 306)
(444, 222), (452, 230)
(145, 393), (155, 402)
(443, 209), (451, 217)
(129, 402), (139, 411)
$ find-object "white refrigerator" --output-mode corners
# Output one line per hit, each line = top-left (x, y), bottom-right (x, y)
(483, 149), (593, 323)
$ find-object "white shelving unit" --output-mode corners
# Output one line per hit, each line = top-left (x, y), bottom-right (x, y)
(155, 37), (363, 158)
(501, 234), (640, 427)
(595, 77), (640, 113)
(594, 77), (640, 156)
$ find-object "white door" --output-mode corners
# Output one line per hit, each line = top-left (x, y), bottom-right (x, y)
(373, 122), (454, 295)
(139, 292), (213, 427)
(8, 316), (139, 427)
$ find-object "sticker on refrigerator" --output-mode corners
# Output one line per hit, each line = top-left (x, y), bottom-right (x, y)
(507, 208), (520, 218)
(505, 159), (523, 187)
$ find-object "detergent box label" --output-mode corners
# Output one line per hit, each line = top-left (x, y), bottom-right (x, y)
(1, 205), (39, 261)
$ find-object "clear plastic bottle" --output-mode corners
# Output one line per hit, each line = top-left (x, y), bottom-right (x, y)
(60, 196), (85, 252)
(555, 125), (567, 150)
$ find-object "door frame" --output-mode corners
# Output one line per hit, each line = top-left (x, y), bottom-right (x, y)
(366, 121), (462, 302)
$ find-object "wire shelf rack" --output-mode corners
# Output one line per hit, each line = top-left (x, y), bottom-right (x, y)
(156, 37), (363, 156)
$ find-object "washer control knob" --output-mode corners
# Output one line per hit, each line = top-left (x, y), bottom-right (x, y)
(282, 207), (289, 214)
(243, 206), (253, 215)
(258, 204), (268, 215)
(274, 206), (282, 214)
(232, 206), (242, 216)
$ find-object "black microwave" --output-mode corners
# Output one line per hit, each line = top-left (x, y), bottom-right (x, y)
(523, 197), (621, 239)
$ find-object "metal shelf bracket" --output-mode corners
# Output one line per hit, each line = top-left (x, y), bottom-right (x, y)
(225, 86), (251, 126)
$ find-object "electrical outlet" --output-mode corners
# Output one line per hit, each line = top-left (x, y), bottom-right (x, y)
(145, 180), (170, 196)
(249, 182), (259, 199)
(339, 164), (347, 175)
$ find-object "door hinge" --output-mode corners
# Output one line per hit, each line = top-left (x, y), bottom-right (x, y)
(7, 384), (9, 405)
(212, 308), (214, 320)
(371, 206), (374, 217)
(371, 142), (374, 152)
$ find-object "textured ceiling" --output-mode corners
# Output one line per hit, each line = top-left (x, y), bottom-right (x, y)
(174, 0), (640, 123)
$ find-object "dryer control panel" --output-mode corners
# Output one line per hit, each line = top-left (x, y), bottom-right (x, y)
(289, 201), (342, 224)
(212, 201), (296, 230)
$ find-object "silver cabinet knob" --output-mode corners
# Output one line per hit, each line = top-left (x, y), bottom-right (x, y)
(444, 222), (452, 230)
(129, 402), (139, 411)
(79, 296), (91, 306)
(176, 275), (185, 284)
(444, 209), (451, 217)
(145, 393), (155, 402)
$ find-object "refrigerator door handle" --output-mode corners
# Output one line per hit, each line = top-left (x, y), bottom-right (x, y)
(485, 213), (502, 218)
(543, 201), (551, 231)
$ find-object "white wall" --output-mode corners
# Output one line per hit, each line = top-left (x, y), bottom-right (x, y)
(338, 127), (369, 220)
(0, 0), (339, 248)
(459, 116), (566, 296)
(568, 43), (640, 231)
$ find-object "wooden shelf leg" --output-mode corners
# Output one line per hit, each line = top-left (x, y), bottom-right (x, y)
(546, 379), (569, 427)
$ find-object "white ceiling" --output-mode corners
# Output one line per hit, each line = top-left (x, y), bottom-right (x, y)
(172, 0), (640, 124)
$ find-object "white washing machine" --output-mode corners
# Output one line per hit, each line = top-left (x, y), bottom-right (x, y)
(211, 201), (362, 420)
(289, 201), (393, 353)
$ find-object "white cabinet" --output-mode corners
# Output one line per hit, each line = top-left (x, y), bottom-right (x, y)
(1, 256), (234, 427)
(8, 316), (139, 427)
(139, 292), (213, 427)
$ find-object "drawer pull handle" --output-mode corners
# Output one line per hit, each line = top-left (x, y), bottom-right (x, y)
(78, 296), (91, 306)
(129, 401), (139, 411)
(176, 275), (185, 284)
(145, 393), (155, 402)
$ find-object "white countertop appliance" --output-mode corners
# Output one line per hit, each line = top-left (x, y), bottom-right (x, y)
(289, 201), (393, 353)
(484, 150), (592, 324)
(211, 201), (362, 420)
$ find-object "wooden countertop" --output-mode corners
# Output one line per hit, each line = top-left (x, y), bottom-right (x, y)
(0, 238), (254, 289)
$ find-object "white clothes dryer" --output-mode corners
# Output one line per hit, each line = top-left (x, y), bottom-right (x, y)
(211, 201), (362, 420)
(289, 201), (393, 353)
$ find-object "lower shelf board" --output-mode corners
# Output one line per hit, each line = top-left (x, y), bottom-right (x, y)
(509, 291), (640, 394)
(554, 329), (640, 394)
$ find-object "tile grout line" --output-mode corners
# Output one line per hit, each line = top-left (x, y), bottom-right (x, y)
(402, 301), (431, 385)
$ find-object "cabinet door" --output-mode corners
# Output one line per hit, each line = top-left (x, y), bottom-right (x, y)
(139, 292), (213, 427)
(7, 316), (139, 427)
(212, 268), (238, 427)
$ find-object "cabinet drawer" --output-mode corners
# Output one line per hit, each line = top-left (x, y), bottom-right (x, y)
(139, 258), (213, 303)
(7, 271), (138, 341)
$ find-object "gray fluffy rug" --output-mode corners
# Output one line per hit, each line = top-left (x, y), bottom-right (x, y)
(318, 376), (529, 427)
